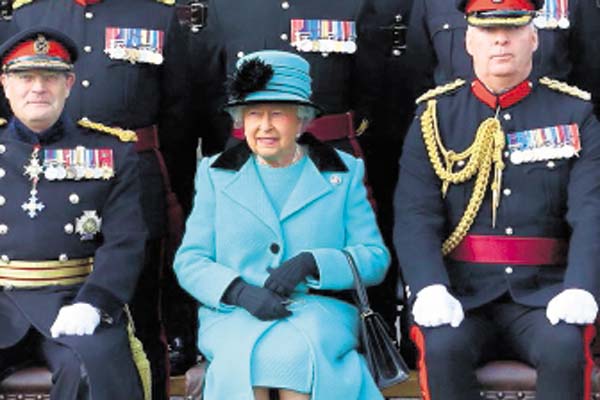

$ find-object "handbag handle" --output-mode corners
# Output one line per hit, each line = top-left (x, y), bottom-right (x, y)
(341, 249), (374, 317)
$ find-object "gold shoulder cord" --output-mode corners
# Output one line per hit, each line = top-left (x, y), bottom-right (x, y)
(155, 0), (175, 5)
(125, 305), (152, 400)
(416, 79), (466, 105)
(0, 118), (7, 126)
(77, 118), (138, 143)
(539, 77), (592, 101)
(421, 99), (505, 255)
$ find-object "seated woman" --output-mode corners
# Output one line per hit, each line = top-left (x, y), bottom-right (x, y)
(174, 50), (390, 400)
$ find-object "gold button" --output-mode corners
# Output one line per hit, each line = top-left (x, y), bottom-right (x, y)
(0, 225), (7, 235)
(0, 196), (5, 206)
(503, 188), (512, 196)
(505, 266), (513, 274)
(236, 51), (245, 58)
(0, 144), (6, 154)
(280, 33), (288, 41)
(0, 168), (5, 178)
(505, 227), (514, 235)
(1, 255), (9, 263)
(82, 80), (90, 88)
(69, 193), (80, 204)
(503, 113), (511, 121)
(85, 11), (94, 19)
(83, 45), (92, 53)
(59, 254), (69, 262)
(457, 160), (465, 167)
(547, 161), (556, 169)
(443, 23), (450, 29)
(281, 1), (290, 9)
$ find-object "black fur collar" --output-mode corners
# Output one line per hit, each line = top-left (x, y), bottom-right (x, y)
(211, 132), (348, 172)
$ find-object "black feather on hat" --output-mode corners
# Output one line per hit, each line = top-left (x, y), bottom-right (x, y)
(228, 58), (274, 102)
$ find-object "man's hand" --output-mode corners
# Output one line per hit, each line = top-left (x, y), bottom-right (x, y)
(412, 284), (464, 328)
(546, 289), (598, 325)
(50, 303), (101, 338)
(264, 252), (317, 297)
(223, 279), (292, 321)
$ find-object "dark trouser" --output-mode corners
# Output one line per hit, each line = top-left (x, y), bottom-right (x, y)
(0, 330), (90, 400)
(410, 298), (595, 400)
(129, 239), (169, 400)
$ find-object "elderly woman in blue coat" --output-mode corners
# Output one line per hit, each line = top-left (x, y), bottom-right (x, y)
(174, 50), (390, 400)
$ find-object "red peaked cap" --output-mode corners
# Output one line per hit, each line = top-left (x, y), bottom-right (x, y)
(457, 0), (543, 13)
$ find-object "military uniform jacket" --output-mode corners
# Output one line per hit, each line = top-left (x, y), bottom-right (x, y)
(394, 80), (600, 311)
(12, 0), (196, 229)
(406, 0), (600, 109)
(0, 116), (146, 398)
(195, 0), (388, 132)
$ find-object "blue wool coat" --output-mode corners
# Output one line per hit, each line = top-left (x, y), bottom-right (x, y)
(175, 134), (390, 399)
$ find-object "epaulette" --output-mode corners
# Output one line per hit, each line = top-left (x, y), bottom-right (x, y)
(0, 118), (7, 127)
(12, 0), (35, 10)
(539, 77), (591, 101)
(416, 79), (466, 105)
(155, 0), (174, 5)
(77, 118), (138, 143)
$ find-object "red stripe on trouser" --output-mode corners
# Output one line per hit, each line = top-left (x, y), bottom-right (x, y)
(583, 324), (596, 400)
(410, 325), (432, 400)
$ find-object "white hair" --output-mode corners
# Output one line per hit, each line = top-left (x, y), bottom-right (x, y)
(227, 104), (317, 129)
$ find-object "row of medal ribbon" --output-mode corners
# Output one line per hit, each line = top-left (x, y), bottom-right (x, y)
(290, 19), (357, 54)
(105, 27), (164, 65)
(507, 123), (580, 165)
(41, 147), (114, 181)
(533, 0), (570, 29)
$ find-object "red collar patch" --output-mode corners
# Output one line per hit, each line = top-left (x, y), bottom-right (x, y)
(471, 79), (532, 109)
(74, 0), (101, 5)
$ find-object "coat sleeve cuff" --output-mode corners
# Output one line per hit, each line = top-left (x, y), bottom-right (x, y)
(75, 283), (123, 320)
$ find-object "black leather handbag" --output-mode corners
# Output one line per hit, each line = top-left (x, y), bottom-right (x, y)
(342, 250), (410, 389)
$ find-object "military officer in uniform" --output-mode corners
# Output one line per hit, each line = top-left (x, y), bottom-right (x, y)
(10, 1), (197, 396)
(406, 0), (600, 116)
(0, 27), (146, 399)
(394, 1), (600, 399)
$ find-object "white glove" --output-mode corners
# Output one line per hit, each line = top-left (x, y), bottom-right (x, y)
(546, 289), (598, 325)
(412, 284), (464, 328)
(50, 303), (101, 338)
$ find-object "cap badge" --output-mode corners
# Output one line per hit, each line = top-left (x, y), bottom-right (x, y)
(33, 35), (49, 55)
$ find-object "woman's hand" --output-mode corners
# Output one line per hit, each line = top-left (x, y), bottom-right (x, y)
(264, 252), (317, 296)
(223, 278), (292, 321)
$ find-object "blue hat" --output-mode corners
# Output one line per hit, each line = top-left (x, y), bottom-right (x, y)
(0, 27), (78, 73)
(225, 50), (320, 111)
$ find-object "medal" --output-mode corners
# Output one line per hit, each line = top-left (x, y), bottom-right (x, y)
(75, 210), (102, 241)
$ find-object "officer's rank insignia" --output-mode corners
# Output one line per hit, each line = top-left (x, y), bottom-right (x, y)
(75, 211), (102, 241)
(22, 145), (45, 218)
(533, 0), (570, 29)
(507, 123), (580, 165)
(43, 147), (114, 181)
(105, 27), (165, 65)
(291, 19), (357, 54)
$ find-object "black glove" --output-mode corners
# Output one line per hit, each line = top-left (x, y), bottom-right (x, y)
(222, 278), (291, 321)
(264, 252), (318, 297)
